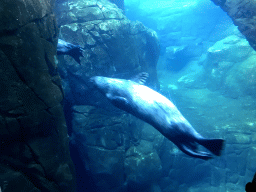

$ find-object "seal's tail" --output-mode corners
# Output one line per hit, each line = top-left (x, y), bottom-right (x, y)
(173, 137), (225, 160)
(197, 138), (225, 156)
(176, 143), (213, 160)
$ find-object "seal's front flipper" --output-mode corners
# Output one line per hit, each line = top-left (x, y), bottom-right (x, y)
(131, 72), (149, 85)
(197, 138), (225, 156)
(107, 95), (134, 114)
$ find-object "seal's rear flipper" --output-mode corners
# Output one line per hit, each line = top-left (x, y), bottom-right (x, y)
(177, 143), (213, 160)
(197, 138), (225, 156)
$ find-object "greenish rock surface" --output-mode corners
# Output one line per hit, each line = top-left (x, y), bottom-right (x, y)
(0, 0), (76, 191)
(197, 34), (256, 98)
(224, 55), (256, 97)
(207, 35), (252, 63)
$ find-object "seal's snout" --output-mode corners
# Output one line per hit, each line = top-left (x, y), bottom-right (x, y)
(89, 76), (104, 89)
(88, 76), (98, 90)
(89, 77), (95, 84)
(90, 76), (99, 84)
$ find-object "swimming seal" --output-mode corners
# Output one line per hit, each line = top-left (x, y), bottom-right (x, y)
(90, 72), (224, 160)
(57, 39), (84, 64)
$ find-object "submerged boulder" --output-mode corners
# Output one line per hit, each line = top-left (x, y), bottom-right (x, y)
(207, 35), (252, 63)
(202, 35), (255, 94)
(224, 55), (256, 98)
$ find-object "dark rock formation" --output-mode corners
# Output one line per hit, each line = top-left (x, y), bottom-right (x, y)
(211, 0), (256, 51)
(124, 140), (162, 186)
(0, 1), (76, 191)
(55, 0), (160, 191)
(71, 106), (134, 192)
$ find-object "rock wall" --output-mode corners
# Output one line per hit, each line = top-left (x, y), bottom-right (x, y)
(0, 1), (76, 191)
(211, 0), (256, 51)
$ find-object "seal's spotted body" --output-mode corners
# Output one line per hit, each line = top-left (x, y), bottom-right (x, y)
(90, 73), (224, 160)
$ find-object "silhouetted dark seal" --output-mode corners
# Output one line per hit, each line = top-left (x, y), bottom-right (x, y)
(246, 172), (256, 192)
(57, 39), (84, 64)
(90, 72), (224, 160)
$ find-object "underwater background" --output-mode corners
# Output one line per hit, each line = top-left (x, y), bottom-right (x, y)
(125, 1), (256, 191)
(1, 0), (256, 192)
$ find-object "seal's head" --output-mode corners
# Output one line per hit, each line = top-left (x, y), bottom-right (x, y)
(90, 76), (103, 88)
(89, 76), (111, 94)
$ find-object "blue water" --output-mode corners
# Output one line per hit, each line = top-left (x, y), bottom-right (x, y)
(125, 0), (256, 192)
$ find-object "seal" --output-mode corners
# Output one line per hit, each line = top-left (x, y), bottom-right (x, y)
(90, 72), (224, 160)
(57, 39), (84, 64)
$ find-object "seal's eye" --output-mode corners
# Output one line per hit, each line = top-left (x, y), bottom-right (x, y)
(89, 77), (94, 83)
